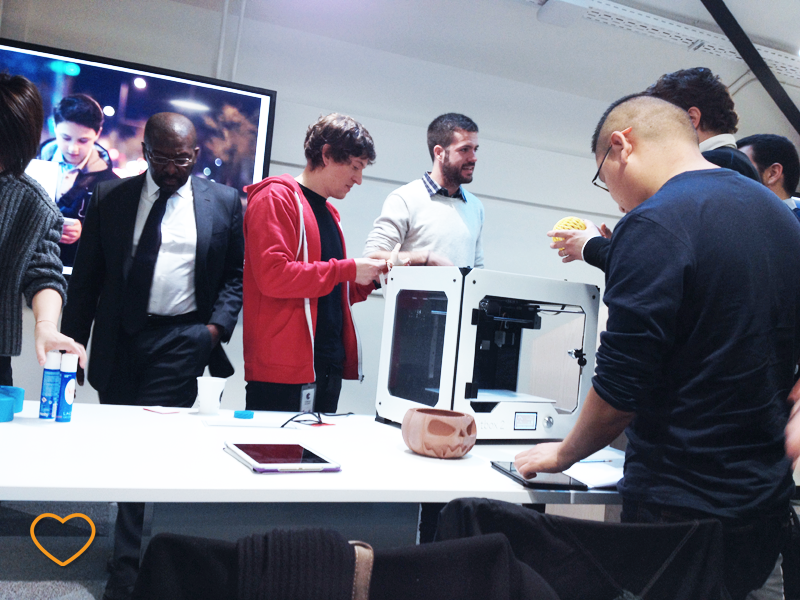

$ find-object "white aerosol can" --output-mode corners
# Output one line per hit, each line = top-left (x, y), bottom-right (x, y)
(55, 354), (78, 423)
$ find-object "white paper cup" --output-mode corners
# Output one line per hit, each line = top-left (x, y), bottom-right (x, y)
(196, 376), (226, 415)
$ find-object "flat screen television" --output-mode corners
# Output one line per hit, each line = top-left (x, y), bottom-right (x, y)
(0, 37), (276, 197)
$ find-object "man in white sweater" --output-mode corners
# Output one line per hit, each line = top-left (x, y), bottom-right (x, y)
(363, 113), (484, 268)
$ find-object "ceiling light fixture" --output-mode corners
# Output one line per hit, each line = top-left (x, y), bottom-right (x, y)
(534, 0), (800, 81)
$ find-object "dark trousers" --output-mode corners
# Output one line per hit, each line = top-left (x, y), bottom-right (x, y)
(245, 359), (343, 413)
(622, 499), (793, 600)
(107, 502), (146, 596)
(102, 315), (213, 599)
(100, 316), (212, 408)
(786, 507), (800, 600)
(0, 355), (11, 386)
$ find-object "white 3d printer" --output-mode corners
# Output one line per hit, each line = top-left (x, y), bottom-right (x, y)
(375, 267), (600, 442)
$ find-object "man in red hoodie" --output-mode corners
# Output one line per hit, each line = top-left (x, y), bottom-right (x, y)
(243, 113), (388, 413)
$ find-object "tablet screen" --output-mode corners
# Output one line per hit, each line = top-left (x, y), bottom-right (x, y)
(234, 444), (328, 464)
(491, 461), (588, 490)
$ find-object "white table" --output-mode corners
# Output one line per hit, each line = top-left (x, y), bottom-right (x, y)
(1, 401), (618, 547)
(2, 401), (619, 504)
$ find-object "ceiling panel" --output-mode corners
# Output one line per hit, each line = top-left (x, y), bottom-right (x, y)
(174, 0), (800, 150)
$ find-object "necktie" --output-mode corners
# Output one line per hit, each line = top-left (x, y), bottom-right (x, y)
(793, 207), (800, 224)
(122, 187), (172, 333)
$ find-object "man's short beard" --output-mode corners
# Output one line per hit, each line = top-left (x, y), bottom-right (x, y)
(442, 151), (474, 188)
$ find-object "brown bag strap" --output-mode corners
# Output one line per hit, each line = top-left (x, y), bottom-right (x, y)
(349, 541), (374, 600)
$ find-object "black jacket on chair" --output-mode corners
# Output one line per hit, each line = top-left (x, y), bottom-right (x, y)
(131, 528), (560, 600)
(435, 497), (726, 600)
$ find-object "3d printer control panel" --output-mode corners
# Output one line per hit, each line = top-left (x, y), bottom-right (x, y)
(514, 412), (538, 430)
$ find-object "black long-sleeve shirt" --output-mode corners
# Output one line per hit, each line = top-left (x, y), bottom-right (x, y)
(584, 148), (763, 272)
(593, 169), (800, 519)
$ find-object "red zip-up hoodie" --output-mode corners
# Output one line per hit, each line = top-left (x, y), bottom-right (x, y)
(242, 174), (372, 384)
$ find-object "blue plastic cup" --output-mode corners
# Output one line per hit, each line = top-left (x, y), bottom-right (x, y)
(0, 396), (13, 422)
(0, 386), (24, 414)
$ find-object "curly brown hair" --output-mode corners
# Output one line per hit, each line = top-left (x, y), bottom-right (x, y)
(304, 113), (376, 170)
(645, 67), (738, 135)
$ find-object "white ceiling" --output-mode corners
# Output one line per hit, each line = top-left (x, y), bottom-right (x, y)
(237, 0), (800, 97)
(178, 0), (800, 152)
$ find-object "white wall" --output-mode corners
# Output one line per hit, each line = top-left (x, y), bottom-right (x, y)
(3, 0), (617, 415)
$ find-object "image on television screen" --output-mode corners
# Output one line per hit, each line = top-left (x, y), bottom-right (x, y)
(0, 38), (276, 200)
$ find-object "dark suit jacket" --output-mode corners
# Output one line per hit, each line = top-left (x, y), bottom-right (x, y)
(61, 173), (244, 392)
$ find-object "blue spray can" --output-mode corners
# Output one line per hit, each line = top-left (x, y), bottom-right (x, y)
(39, 351), (62, 419)
(55, 354), (78, 423)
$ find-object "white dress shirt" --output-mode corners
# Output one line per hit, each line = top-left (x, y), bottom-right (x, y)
(53, 147), (91, 200)
(133, 171), (198, 316)
(698, 133), (738, 152)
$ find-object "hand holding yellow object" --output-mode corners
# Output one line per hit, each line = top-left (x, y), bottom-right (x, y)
(551, 217), (586, 247)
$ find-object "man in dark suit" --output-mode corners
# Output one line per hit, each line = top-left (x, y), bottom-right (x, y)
(61, 112), (243, 600)
(62, 112), (243, 405)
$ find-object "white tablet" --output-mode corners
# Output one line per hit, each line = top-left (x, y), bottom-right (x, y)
(224, 442), (341, 473)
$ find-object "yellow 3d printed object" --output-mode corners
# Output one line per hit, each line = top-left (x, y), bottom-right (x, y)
(552, 216), (586, 246)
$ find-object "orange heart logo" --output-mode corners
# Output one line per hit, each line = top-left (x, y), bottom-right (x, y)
(30, 513), (96, 566)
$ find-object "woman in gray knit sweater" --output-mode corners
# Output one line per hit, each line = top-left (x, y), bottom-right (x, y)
(0, 73), (86, 385)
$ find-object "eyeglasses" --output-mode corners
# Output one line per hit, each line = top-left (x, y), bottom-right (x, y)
(145, 148), (195, 167)
(592, 145), (612, 193)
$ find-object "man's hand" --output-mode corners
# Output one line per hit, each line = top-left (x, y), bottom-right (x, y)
(354, 258), (390, 285)
(514, 387), (634, 479)
(382, 244), (403, 287)
(388, 243), (401, 270)
(514, 442), (568, 479)
(34, 320), (87, 369)
(548, 219), (603, 263)
(786, 376), (800, 469)
(206, 324), (222, 347)
(366, 248), (453, 266)
(60, 218), (82, 245)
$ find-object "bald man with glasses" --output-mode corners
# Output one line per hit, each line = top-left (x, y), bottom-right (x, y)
(62, 112), (244, 600)
(552, 67), (762, 269)
(63, 112), (244, 408)
(517, 95), (800, 600)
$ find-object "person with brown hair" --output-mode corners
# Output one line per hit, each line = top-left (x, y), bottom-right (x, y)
(364, 112), (484, 268)
(38, 93), (119, 269)
(644, 67), (759, 180)
(242, 113), (388, 413)
(0, 73), (86, 385)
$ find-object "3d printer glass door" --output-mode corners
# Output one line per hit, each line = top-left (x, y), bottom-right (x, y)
(387, 290), (448, 407)
(469, 298), (586, 413)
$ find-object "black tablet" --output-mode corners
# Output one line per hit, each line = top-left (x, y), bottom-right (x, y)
(491, 461), (588, 491)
